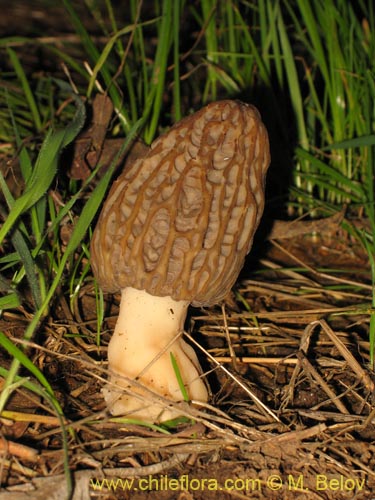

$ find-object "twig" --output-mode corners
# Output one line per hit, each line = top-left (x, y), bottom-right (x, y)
(319, 319), (375, 393)
(0, 437), (39, 461)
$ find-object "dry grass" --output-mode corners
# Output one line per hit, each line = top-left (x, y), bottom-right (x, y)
(1, 2), (375, 498)
(1, 230), (374, 500)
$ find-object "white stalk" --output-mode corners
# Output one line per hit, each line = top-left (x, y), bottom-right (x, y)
(103, 287), (208, 421)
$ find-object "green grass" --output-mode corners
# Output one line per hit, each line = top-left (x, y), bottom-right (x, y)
(0, 0), (374, 473)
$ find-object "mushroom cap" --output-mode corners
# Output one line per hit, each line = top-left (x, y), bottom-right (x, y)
(91, 100), (270, 307)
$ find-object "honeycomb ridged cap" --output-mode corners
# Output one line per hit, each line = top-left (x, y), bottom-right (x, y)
(91, 100), (270, 307)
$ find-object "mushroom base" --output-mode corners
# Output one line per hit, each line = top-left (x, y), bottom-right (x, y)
(103, 287), (208, 422)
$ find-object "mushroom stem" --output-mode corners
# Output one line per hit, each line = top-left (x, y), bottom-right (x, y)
(103, 287), (208, 421)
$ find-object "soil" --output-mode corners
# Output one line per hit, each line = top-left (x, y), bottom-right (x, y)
(0, 2), (375, 499)
(1, 231), (374, 500)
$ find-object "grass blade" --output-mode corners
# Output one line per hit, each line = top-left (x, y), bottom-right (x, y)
(0, 89), (85, 246)
(7, 48), (42, 131)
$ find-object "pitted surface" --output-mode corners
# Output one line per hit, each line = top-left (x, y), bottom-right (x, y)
(91, 100), (270, 306)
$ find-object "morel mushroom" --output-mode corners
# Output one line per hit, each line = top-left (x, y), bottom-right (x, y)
(91, 100), (270, 422)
